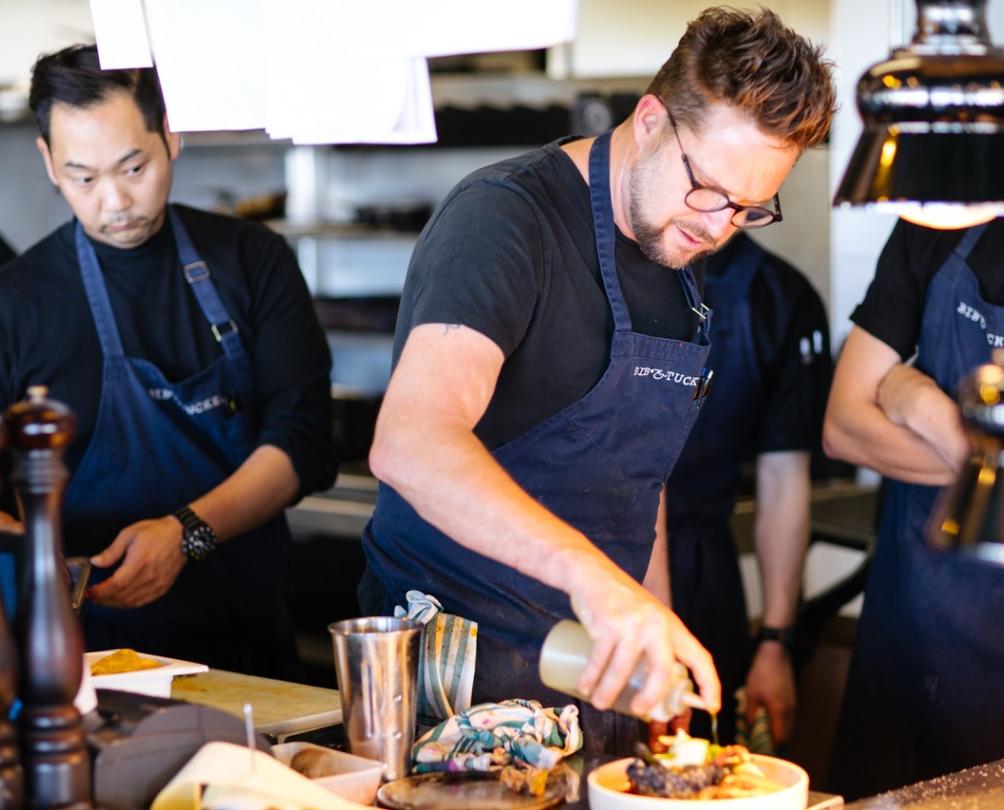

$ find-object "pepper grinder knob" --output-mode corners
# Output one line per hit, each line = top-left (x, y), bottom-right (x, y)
(5, 386), (76, 455)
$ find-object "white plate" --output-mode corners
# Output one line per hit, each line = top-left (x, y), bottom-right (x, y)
(588, 754), (809, 810)
(85, 649), (208, 698)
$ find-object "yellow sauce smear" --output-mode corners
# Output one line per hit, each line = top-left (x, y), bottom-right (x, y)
(90, 648), (164, 676)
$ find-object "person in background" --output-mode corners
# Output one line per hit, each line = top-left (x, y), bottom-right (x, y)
(358, 6), (835, 753)
(665, 231), (833, 748)
(0, 234), (14, 267)
(824, 218), (1004, 798)
(0, 45), (338, 677)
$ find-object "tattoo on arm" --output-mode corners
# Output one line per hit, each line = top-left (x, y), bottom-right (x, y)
(441, 324), (461, 335)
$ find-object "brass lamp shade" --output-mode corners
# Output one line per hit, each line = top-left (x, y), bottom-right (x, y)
(837, 128), (1004, 205)
(833, 1), (1004, 227)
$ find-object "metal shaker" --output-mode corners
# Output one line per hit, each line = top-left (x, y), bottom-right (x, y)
(329, 616), (421, 781)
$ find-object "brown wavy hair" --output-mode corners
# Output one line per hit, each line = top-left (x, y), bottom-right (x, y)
(646, 6), (836, 151)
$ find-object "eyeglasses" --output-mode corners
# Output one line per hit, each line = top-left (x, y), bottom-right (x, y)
(666, 108), (783, 230)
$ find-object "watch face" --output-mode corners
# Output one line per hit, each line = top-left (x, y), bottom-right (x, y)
(182, 525), (216, 561)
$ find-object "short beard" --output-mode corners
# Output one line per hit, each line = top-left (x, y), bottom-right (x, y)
(627, 158), (716, 269)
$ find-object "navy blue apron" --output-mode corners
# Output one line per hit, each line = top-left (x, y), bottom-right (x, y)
(830, 222), (1004, 798)
(359, 131), (712, 753)
(665, 233), (765, 743)
(60, 207), (296, 676)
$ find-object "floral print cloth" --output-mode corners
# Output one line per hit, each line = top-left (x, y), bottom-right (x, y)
(412, 699), (583, 773)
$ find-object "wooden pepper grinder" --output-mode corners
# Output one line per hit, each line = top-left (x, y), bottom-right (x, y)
(0, 413), (23, 809)
(6, 386), (91, 809)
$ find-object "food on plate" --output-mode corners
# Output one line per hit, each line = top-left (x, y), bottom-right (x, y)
(288, 748), (339, 779)
(626, 730), (783, 800)
(499, 764), (550, 797)
(89, 648), (164, 676)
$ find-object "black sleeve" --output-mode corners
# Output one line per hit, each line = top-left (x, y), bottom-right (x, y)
(850, 219), (959, 359)
(0, 235), (14, 267)
(397, 181), (544, 359)
(755, 266), (833, 455)
(240, 226), (338, 501)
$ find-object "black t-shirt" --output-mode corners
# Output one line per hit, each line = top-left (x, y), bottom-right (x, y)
(0, 205), (338, 512)
(704, 234), (833, 459)
(0, 234), (14, 267)
(852, 218), (1004, 358)
(394, 137), (701, 450)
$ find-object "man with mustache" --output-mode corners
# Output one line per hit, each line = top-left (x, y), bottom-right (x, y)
(359, 7), (835, 752)
(0, 45), (338, 676)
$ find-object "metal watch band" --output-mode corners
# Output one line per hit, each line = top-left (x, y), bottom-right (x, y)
(173, 505), (202, 533)
(173, 505), (217, 561)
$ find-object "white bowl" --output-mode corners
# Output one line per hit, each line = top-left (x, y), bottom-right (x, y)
(85, 650), (208, 698)
(588, 754), (809, 810)
(272, 741), (384, 805)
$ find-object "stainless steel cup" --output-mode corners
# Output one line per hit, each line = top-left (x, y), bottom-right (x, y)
(329, 616), (421, 781)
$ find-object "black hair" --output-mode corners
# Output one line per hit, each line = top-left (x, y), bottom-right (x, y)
(29, 44), (167, 145)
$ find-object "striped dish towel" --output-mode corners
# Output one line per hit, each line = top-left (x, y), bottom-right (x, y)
(394, 591), (477, 720)
(412, 699), (583, 773)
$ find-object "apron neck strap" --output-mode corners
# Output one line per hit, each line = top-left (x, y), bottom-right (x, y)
(75, 222), (126, 358)
(168, 207), (244, 355)
(954, 222), (990, 261)
(588, 131), (633, 332)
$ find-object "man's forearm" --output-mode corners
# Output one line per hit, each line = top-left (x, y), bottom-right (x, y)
(824, 328), (963, 485)
(878, 363), (968, 472)
(754, 451), (810, 628)
(186, 444), (300, 542)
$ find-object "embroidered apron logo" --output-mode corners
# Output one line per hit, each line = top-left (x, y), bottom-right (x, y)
(148, 388), (227, 415)
(956, 299), (1004, 345)
(957, 300), (987, 330)
(632, 366), (699, 386)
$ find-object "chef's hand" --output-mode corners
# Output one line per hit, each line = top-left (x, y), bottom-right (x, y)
(571, 575), (720, 721)
(745, 640), (796, 747)
(86, 516), (186, 608)
(878, 363), (969, 472)
(0, 511), (22, 534)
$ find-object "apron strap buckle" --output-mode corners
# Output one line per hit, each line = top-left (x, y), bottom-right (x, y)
(690, 302), (711, 322)
(184, 261), (210, 283)
(211, 320), (239, 342)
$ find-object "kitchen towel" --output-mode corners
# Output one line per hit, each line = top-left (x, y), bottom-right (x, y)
(412, 698), (582, 773)
(394, 590), (477, 719)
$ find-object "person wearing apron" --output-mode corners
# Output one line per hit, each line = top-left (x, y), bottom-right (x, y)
(0, 45), (338, 676)
(363, 129), (715, 750)
(666, 233), (831, 747)
(63, 209), (300, 674)
(358, 4), (834, 742)
(827, 221), (1004, 797)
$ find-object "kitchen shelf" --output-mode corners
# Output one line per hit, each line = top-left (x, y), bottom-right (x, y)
(265, 220), (420, 240)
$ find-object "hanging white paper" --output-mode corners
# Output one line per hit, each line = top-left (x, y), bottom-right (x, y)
(89, 0), (153, 69)
(143, 0), (268, 132)
(120, 0), (577, 140)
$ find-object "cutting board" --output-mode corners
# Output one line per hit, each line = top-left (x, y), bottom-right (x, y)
(171, 669), (342, 742)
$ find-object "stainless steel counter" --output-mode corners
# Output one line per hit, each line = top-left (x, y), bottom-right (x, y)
(846, 760), (1004, 809)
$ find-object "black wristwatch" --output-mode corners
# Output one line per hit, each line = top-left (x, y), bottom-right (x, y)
(174, 505), (217, 561)
(754, 624), (795, 655)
